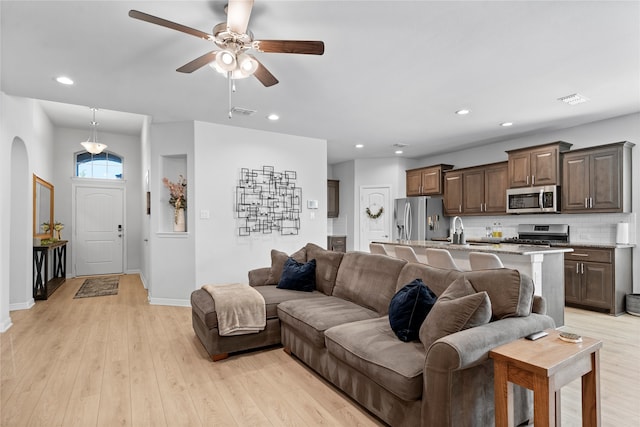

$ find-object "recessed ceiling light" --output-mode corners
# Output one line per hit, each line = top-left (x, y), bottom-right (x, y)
(355, 144), (364, 148)
(395, 150), (403, 155)
(55, 76), (74, 85)
(455, 109), (470, 115)
(500, 122), (513, 127)
(558, 93), (590, 105)
(267, 113), (279, 121)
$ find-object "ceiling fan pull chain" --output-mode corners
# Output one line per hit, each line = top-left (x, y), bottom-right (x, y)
(228, 71), (233, 119)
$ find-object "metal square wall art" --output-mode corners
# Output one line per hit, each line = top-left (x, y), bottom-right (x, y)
(236, 166), (301, 236)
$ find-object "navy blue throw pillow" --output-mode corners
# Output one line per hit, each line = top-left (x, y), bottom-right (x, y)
(389, 279), (438, 342)
(277, 257), (317, 292)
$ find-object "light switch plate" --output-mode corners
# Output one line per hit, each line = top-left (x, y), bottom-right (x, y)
(200, 209), (210, 219)
(307, 200), (319, 209)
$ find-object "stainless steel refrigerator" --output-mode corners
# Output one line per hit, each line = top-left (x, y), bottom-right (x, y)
(393, 196), (449, 241)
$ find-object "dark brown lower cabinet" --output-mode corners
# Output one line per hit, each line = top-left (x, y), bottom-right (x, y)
(327, 236), (346, 252)
(564, 246), (632, 316)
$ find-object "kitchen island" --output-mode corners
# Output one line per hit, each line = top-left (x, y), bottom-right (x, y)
(374, 240), (573, 326)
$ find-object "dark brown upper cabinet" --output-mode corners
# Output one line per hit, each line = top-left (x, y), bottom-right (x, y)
(327, 179), (339, 218)
(562, 141), (634, 213)
(506, 141), (572, 188)
(406, 164), (454, 196)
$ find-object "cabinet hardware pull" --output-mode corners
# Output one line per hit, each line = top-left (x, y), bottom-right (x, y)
(585, 197), (589, 208)
(576, 263), (579, 274)
(526, 175), (529, 185)
(581, 263), (584, 274)
(573, 253), (589, 257)
(589, 197), (593, 208)
(459, 204), (462, 213)
(532, 175), (535, 185)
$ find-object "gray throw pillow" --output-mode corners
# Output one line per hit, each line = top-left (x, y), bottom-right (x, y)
(266, 247), (306, 285)
(419, 277), (492, 350)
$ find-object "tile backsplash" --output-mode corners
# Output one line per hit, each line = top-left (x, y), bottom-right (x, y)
(460, 212), (636, 244)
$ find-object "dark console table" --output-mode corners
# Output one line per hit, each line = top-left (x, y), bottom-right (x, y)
(33, 240), (67, 300)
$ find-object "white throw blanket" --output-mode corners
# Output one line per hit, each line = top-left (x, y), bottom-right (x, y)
(202, 283), (266, 336)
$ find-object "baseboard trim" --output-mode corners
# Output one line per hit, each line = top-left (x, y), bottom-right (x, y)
(0, 316), (13, 333)
(9, 300), (35, 311)
(138, 273), (149, 290)
(148, 297), (190, 307)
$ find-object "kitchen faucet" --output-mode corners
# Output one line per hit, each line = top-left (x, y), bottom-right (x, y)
(451, 216), (465, 244)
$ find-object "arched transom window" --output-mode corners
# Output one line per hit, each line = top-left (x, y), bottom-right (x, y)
(75, 151), (123, 179)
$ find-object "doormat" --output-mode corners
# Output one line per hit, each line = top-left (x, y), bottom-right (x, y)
(74, 276), (119, 299)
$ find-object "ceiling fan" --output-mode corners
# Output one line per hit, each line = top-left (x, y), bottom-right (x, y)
(129, 0), (324, 87)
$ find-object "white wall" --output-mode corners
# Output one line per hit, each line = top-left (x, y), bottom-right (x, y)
(148, 121), (196, 305)
(140, 116), (152, 288)
(0, 94), (55, 331)
(52, 126), (143, 277)
(193, 121), (328, 286)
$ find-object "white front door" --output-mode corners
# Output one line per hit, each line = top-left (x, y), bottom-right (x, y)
(359, 186), (391, 251)
(75, 186), (124, 276)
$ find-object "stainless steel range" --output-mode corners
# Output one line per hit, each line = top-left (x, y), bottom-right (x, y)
(503, 224), (570, 246)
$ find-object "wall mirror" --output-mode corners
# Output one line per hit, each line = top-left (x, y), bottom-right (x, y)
(33, 174), (54, 239)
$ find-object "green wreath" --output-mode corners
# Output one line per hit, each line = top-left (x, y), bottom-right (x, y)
(366, 206), (384, 219)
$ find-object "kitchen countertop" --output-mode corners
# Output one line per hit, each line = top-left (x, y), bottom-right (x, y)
(464, 239), (635, 250)
(551, 242), (635, 249)
(375, 240), (573, 256)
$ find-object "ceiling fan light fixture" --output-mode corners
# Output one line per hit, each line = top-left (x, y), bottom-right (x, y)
(216, 49), (237, 71)
(237, 53), (258, 75)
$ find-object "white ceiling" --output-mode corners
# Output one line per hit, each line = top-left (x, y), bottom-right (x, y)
(2, 1), (639, 164)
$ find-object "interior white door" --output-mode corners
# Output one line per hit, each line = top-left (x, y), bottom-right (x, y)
(75, 186), (124, 276)
(359, 186), (391, 251)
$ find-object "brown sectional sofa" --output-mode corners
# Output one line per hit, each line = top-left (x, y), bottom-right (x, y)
(190, 243), (555, 426)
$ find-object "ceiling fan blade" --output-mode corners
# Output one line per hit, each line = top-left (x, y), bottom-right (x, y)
(253, 60), (279, 87)
(176, 51), (218, 73)
(254, 40), (325, 55)
(226, 0), (254, 34)
(129, 10), (213, 41)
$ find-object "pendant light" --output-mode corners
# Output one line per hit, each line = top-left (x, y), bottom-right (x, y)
(80, 108), (107, 154)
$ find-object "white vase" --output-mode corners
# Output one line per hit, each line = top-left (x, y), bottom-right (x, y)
(174, 208), (186, 232)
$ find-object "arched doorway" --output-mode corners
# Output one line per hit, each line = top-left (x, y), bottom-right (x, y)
(9, 137), (32, 310)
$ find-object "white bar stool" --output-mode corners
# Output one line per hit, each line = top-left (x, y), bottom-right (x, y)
(369, 243), (389, 255)
(469, 252), (504, 270)
(425, 248), (461, 270)
(394, 246), (420, 263)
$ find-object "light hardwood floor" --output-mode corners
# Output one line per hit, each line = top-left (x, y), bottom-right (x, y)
(1, 274), (638, 426)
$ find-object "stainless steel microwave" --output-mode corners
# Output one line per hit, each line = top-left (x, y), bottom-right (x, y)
(506, 185), (560, 214)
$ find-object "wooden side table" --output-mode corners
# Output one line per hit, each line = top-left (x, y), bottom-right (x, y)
(489, 329), (602, 427)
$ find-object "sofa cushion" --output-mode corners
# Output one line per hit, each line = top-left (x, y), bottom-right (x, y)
(396, 262), (461, 296)
(266, 247), (307, 285)
(389, 279), (438, 342)
(305, 243), (344, 295)
(462, 269), (534, 319)
(278, 296), (379, 348)
(419, 277), (492, 350)
(324, 317), (426, 401)
(191, 286), (324, 330)
(333, 252), (407, 315)
(277, 258), (316, 292)
(397, 262), (534, 319)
